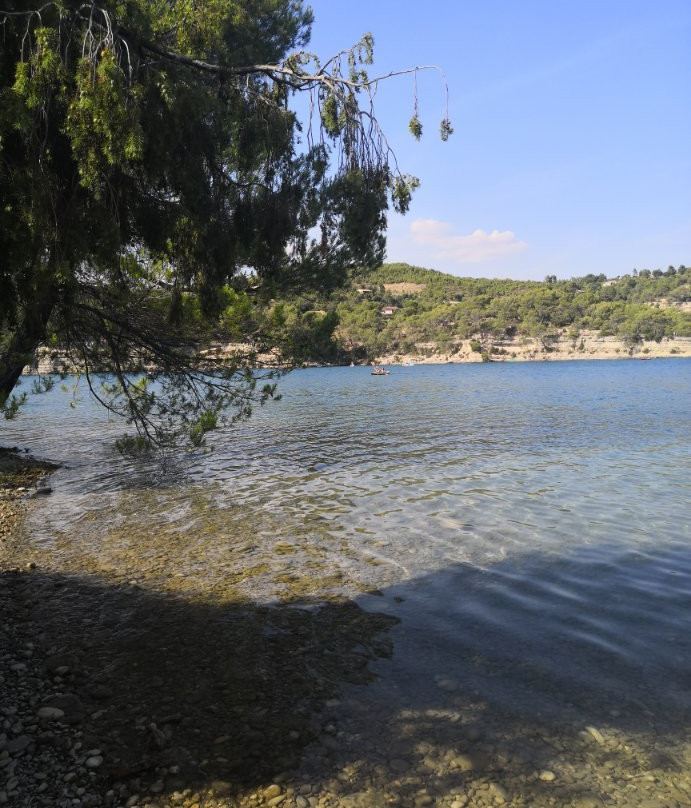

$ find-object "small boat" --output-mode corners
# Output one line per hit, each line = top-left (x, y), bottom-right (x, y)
(639, 357), (652, 360)
(370, 369), (390, 375)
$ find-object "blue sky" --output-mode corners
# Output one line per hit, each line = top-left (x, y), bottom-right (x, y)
(305, 0), (690, 280)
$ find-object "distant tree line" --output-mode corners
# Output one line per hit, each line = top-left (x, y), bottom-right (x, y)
(287, 263), (690, 360)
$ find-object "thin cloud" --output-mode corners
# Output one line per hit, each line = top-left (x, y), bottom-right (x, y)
(410, 219), (528, 264)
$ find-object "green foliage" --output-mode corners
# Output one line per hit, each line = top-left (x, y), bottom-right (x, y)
(321, 94), (340, 137)
(64, 49), (143, 193)
(390, 175), (421, 215)
(189, 410), (218, 447)
(327, 263), (691, 359)
(3, 392), (28, 419)
(0, 1), (450, 443)
(115, 435), (155, 457)
(31, 376), (55, 395)
(409, 116), (423, 140)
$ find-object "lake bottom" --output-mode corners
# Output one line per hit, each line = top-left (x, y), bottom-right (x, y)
(2, 360), (690, 806)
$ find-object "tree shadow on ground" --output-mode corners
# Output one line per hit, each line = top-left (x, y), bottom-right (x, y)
(320, 544), (691, 807)
(1, 566), (399, 805)
(2, 540), (691, 807)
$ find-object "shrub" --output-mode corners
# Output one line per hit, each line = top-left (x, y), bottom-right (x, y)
(115, 435), (154, 456)
(189, 410), (218, 447)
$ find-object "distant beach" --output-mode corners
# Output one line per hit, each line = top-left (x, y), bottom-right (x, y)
(375, 331), (691, 366)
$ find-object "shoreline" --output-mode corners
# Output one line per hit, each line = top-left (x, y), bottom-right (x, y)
(25, 334), (691, 377)
(0, 450), (57, 550)
(371, 333), (691, 367)
(2, 424), (690, 807)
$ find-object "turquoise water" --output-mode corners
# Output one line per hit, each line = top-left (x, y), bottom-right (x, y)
(4, 358), (691, 803)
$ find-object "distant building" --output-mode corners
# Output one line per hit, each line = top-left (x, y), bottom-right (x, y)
(380, 306), (398, 316)
(356, 288), (373, 295)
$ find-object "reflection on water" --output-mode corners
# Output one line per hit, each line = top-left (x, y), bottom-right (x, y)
(3, 359), (691, 805)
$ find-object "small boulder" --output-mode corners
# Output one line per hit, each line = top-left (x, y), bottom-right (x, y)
(37, 706), (65, 721)
(42, 694), (85, 725)
(6, 735), (31, 754)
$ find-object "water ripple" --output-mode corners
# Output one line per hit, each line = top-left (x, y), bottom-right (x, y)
(3, 359), (690, 729)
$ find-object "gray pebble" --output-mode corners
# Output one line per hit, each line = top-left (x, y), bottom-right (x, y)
(37, 706), (65, 720)
(5, 735), (31, 754)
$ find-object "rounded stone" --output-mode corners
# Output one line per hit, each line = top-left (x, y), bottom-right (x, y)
(5, 735), (31, 754)
(265, 784), (283, 799)
(37, 707), (65, 721)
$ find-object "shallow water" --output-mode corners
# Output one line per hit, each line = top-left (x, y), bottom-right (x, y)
(4, 359), (691, 806)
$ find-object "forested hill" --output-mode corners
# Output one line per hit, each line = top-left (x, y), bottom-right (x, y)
(318, 263), (690, 360)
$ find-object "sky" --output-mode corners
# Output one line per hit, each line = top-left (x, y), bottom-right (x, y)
(304, 0), (690, 280)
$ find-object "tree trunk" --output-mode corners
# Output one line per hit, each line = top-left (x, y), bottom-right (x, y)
(0, 296), (56, 405)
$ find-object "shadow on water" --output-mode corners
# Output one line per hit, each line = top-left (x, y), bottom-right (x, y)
(3, 542), (691, 807)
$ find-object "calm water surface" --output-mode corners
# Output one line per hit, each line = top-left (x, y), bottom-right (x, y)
(4, 359), (691, 804)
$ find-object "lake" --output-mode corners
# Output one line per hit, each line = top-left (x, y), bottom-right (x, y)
(4, 358), (691, 807)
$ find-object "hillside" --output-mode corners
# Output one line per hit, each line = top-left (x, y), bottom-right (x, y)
(320, 263), (691, 362)
(25, 263), (691, 377)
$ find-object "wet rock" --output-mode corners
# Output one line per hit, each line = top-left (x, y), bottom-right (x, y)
(582, 725), (606, 745)
(44, 653), (78, 673)
(37, 706), (65, 721)
(42, 694), (85, 724)
(264, 784), (283, 799)
(488, 782), (508, 801)
(88, 684), (113, 700)
(339, 793), (381, 808)
(5, 735), (31, 754)
(209, 780), (232, 797)
(85, 755), (103, 768)
(451, 752), (487, 772)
